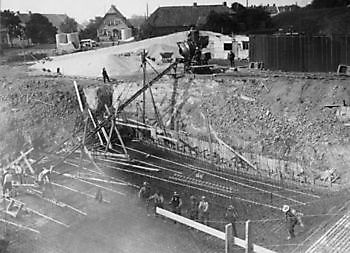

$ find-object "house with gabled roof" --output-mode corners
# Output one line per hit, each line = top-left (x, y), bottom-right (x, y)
(97, 5), (133, 42)
(143, 2), (235, 37)
(16, 12), (70, 33)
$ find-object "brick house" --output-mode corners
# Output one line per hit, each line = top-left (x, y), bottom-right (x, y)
(97, 5), (133, 41)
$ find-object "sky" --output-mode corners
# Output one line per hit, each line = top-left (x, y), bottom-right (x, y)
(1, 0), (311, 23)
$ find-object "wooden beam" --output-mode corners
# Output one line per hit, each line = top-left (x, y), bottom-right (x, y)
(156, 207), (226, 240)
(87, 109), (104, 145)
(245, 220), (252, 253)
(20, 151), (35, 174)
(73, 81), (84, 112)
(104, 105), (128, 157)
(0, 218), (40, 234)
(5, 148), (33, 170)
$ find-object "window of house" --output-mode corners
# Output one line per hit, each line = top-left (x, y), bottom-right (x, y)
(243, 41), (249, 50)
(224, 43), (232, 51)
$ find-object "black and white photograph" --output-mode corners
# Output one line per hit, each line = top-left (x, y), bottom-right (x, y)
(0, 0), (349, 252)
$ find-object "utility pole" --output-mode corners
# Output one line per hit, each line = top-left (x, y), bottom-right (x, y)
(142, 49), (146, 124)
(0, 0), (3, 56)
(146, 3), (149, 19)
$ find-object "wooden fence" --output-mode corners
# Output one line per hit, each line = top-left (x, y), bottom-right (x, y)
(249, 35), (350, 72)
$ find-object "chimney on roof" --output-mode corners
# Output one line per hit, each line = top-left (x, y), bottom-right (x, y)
(223, 2), (227, 6)
(193, 2), (197, 6)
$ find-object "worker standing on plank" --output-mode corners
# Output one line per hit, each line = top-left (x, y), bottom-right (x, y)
(188, 195), (199, 221)
(13, 162), (24, 184)
(2, 168), (13, 198)
(198, 196), (209, 225)
(225, 205), (238, 237)
(102, 67), (110, 83)
(37, 166), (53, 197)
(169, 192), (182, 215)
(148, 189), (164, 216)
(282, 205), (304, 240)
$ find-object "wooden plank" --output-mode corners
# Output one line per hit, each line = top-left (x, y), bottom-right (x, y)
(51, 182), (111, 204)
(156, 207), (227, 241)
(20, 151), (35, 174)
(6, 198), (69, 228)
(5, 148), (34, 170)
(87, 109), (104, 145)
(73, 81), (84, 112)
(0, 218), (40, 234)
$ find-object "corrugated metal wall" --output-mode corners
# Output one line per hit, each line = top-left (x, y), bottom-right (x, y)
(249, 35), (350, 72)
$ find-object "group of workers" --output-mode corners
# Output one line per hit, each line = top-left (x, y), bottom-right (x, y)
(1, 161), (53, 198)
(138, 181), (304, 240)
(138, 181), (238, 233)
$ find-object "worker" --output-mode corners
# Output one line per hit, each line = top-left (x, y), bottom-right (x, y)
(13, 162), (24, 184)
(2, 168), (13, 197)
(138, 181), (151, 200)
(102, 67), (110, 83)
(282, 205), (304, 240)
(228, 51), (235, 68)
(37, 166), (53, 197)
(194, 47), (201, 65)
(148, 189), (164, 215)
(198, 196), (210, 225)
(225, 205), (238, 237)
(169, 192), (182, 215)
(188, 195), (199, 221)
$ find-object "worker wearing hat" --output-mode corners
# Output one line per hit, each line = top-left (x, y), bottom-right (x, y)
(138, 181), (151, 200)
(225, 205), (238, 236)
(169, 191), (182, 216)
(198, 196), (210, 225)
(282, 205), (303, 240)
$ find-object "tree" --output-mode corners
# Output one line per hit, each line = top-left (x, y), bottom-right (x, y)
(0, 10), (23, 46)
(202, 11), (238, 34)
(311, 0), (349, 8)
(235, 7), (273, 33)
(59, 16), (78, 33)
(79, 16), (103, 40)
(25, 13), (57, 43)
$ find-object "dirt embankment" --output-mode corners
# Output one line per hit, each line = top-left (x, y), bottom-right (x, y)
(0, 64), (85, 162)
(200, 76), (350, 179)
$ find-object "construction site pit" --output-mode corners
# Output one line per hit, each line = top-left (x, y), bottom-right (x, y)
(0, 59), (350, 253)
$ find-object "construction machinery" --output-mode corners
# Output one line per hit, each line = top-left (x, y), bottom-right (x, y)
(177, 28), (212, 73)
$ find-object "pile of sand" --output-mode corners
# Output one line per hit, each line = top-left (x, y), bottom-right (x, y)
(31, 31), (231, 78)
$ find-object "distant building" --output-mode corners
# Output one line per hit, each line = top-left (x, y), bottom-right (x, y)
(16, 12), (71, 32)
(278, 5), (300, 14)
(97, 5), (133, 42)
(261, 4), (300, 17)
(143, 2), (235, 37)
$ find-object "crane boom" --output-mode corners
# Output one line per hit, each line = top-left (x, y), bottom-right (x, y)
(117, 61), (178, 114)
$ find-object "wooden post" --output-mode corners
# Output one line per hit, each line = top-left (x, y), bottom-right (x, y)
(87, 109), (104, 145)
(104, 105), (128, 157)
(80, 118), (88, 176)
(245, 220), (252, 253)
(225, 223), (233, 253)
(20, 151), (35, 175)
(105, 119), (115, 152)
(142, 49), (146, 124)
(73, 81), (84, 112)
